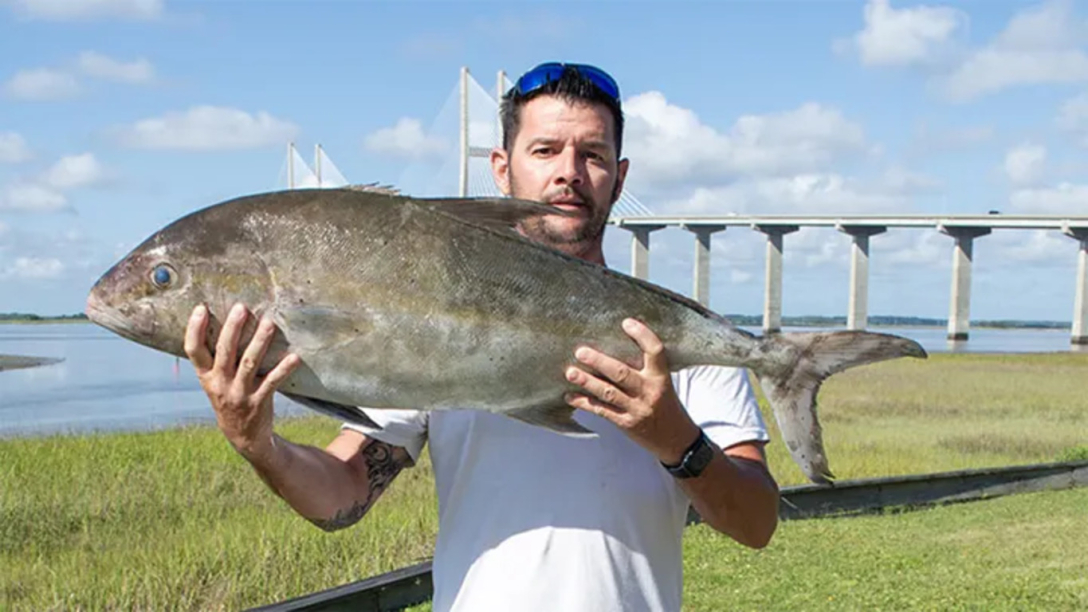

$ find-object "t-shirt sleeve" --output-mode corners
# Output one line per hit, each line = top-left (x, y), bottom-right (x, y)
(341, 409), (429, 464)
(674, 365), (769, 451)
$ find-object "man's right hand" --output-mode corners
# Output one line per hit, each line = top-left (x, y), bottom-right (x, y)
(183, 302), (301, 461)
(182, 301), (411, 531)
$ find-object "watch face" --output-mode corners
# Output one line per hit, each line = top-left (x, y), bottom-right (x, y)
(689, 436), (713, 475)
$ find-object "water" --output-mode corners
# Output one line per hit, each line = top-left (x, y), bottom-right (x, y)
(0, 323), (309, 439)
(1, 322), (1082, 439)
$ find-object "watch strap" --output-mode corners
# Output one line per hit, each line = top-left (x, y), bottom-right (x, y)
(661, 429), (713, 479)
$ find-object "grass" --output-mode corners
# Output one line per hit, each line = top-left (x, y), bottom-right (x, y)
(1, 419), (439, 611)
(682, 487), (1088, 611)
(2, 352), (1087, 610)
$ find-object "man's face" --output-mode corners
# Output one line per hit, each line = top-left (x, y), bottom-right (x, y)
(491, 94), (629, 259)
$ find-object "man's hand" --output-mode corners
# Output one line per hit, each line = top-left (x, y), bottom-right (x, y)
(563, 317), (701, 464)
(184, 302), (301, 461)
(564, 316), (780, 548)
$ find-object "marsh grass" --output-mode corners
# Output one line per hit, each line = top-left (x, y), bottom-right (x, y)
(2, 352), (1087, 610)
(682, 486), (1088, 611)
(757, 352), (1088, 485)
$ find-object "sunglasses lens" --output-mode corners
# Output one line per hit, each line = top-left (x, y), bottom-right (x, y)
(515, 63), (619, 101)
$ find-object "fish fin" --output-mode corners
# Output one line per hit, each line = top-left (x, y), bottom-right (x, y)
(343, 183), (400, 196)
(505, 403), (598, 437)
(419, 197), (577, 231)
(754, 330), (927, 486)
(273, 305), (363, 353)
(279, 391), (383, 431)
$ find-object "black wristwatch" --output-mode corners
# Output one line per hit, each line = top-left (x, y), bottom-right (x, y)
(661, 429), (713, 479)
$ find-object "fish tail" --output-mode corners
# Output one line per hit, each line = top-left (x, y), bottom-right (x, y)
(753, 330), (927, 485)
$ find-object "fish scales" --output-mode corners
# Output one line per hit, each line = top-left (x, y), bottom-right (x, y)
(85, 187), (928, 484)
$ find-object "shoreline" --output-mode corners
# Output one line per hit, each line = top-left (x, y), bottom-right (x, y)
(0, 354), (65, 372)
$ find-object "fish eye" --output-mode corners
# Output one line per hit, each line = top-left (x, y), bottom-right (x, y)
(150, 263), (177, 289)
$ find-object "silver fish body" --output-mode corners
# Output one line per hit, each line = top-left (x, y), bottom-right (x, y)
(86, 188), (927, 483)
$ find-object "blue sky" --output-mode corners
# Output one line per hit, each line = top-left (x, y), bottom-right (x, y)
(2, 0), (1087, 322)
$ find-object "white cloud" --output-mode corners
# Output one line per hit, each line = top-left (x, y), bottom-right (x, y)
(0, 152), (111, 215)
(0, 183), (68, 212)
(4, 68), (80, 100)
(624, 92), (869, 186)
(836, 0), (967, 67)
(662, 169), (929, 216)
(1009, 182), (1088, 214)
(1, 257), (65, 280)
(111, 106), (299, 151)
(364, 117), (448, 160)
(938, 0), (1088, 101)
(992, 229), (1078, 264)
(0, 132), (32, 163)
(3, 0), (163, 21)
(43, 153), (107, 189)
(1004, 144), (1047, 185)
(1057, 91), (1088, 146)
(883, 230), (948, 267)
(77, 51), (155, 84)
(844, 1), (1088, 102)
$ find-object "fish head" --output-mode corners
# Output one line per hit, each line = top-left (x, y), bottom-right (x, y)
(86, 206), (273, 359)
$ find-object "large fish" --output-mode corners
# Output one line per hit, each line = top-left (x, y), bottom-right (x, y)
(85, 187), (926, 484)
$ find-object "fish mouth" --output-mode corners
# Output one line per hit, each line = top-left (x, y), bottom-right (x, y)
(85, 293), (149, 346)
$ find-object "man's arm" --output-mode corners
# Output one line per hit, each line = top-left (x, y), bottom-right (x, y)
(246, 429), (413, 532)
(184, 302), (412, 531)
(562, 317), (779, 548)
(672, 440), (778, 548)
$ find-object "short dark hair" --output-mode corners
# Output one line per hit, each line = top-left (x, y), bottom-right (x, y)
(500, 66), (624, 158)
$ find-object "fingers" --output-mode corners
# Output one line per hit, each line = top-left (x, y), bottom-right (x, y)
(573, 345), (642, 396)
(254, 352), (301, 405)
(184, 304), (213, 373)
(236, 315), (276, 384)
(622, 318), (668, 375)
(564, 390), (622, 422)
(565, 365), (630, 411)
(214, 303), (248, 376)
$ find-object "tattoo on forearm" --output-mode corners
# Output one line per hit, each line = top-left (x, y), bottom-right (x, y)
(309, 440), (406, 532)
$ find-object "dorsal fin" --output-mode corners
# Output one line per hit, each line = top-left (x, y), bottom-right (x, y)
(417, 196), (576, 231)
(343, 182), (401, 196)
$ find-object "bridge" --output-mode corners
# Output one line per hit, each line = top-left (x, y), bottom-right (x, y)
(282, 66), (1088, 346)
(607, 214), (1088, 344)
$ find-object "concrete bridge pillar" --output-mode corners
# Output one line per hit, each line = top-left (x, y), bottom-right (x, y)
(754, 224), (799, 334)
(837, 224), (887, 330)
(681, 224), (726, 307)
(1064, 227), (1088, 345)
(621, 224), (665, 280)
(939, 225), (992, 341)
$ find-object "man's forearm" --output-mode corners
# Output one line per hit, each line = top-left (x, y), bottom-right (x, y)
(678, 445), (780, 548)
(241, 434), (398, 531)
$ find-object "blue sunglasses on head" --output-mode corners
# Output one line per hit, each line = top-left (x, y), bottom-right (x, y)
(512, 62), (621, 102)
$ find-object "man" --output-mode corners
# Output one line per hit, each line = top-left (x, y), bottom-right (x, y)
(183, 62), (779, 611)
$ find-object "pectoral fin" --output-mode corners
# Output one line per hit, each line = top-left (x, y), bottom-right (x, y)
(280, 391), (382, 431)
(505, 402), (598, 437)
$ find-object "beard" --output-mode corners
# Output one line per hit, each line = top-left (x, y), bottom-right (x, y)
(510, 174), (619, 250)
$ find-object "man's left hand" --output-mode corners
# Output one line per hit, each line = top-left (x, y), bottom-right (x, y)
(564, 317), (702, 465)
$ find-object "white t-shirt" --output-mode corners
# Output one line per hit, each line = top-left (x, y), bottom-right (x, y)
(343, 364), (769, 612)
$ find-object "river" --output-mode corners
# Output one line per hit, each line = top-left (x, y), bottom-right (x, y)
(0, 322), (1081, 438)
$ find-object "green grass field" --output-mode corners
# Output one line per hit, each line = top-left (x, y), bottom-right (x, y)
(2, 352), (1087, 610)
